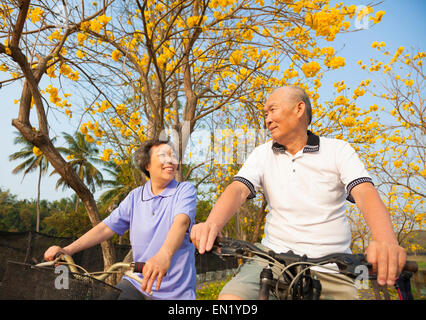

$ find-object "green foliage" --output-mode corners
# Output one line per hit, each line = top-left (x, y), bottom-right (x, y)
(9, 132), (50, 179)
(0, 188), (87, 237)
(0, 188), (50, 232)
(41, 196), (92, 238)
(98, 160), (142, 214)
(196, 277), (232, 300)
(195, 199), (213, 223)
(51, 132), (104, 194)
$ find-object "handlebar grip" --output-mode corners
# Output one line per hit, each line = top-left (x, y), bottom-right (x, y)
(403, 261), (418, 273)
(133, 262), (145, 273)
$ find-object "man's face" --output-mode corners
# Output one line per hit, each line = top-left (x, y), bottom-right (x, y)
(263, 89), (299, 142)
(146, 144), (178, 182)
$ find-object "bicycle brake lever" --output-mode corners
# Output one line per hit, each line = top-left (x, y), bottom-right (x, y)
(331, 254), (371, 278)
(212, 238), (246, 258)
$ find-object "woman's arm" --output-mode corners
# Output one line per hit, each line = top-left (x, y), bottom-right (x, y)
(141, 213), (190, 294)
(44, 222), (116, 260)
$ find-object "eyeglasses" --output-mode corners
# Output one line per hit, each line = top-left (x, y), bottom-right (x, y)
(157, 151), (178, 165)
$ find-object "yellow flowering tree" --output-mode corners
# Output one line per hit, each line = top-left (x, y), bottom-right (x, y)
(0, 0), (117, 274)
(356, 44), (425, 250)
(0, 0), (395, 254)
(54, 0), (385, 180)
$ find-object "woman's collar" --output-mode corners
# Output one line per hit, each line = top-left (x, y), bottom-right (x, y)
(141, 179), (179, 201)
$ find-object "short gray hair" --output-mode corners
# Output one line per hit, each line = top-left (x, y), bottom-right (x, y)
(133, 138), (170, 178)
(287, 86), (312, 125)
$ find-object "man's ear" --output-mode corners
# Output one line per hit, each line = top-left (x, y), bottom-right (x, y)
(296, 101), (306, 119)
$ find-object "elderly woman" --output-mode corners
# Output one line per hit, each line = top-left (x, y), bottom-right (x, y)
(44, 139), (197, 300)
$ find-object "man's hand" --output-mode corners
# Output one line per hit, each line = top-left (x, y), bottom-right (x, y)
(141, 248), (171, 294)
(190, 221), (221, 254)
(365, 240), (406, 286)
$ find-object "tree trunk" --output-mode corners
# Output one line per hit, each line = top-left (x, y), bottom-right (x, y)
(74, 196), (80, 213)
(6, 1), (117, 284)
(36, 164), (41, 233)
(13, 119), (117, 284)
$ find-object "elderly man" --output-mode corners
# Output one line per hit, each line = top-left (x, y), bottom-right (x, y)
(190, 86), (406, 300)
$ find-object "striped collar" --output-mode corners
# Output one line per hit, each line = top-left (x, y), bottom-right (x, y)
(272, 130), (320, 154)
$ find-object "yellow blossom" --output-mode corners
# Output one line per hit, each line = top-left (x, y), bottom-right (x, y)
(28, 7), (44, 24)
(341, 116), (355, 127)
(301, 61), (321, 78)
(393, 159), (403, 168)
(229, 50), (243, 65)
(32, 146), (42, 157)
(116, 104), (127, 115)
(112, 49), (122, 61)
(0, 63), (8, 72)
(76, 50), (86, 59)
(85, 134), (95, 143)
(100, 149), (113, 161)
(327, 56), (345, 69)
(370, 11), (385, 24)
(333, 95), (349, 106)
(77, 33), (88, 45)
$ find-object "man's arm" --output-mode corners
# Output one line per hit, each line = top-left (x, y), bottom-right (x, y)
(351, 182), (406, 286)
(190, 181), (250, 254)
(141, 213), (190, 293)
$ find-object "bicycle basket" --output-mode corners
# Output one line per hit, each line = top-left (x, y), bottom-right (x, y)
(0, 261), (121, 300)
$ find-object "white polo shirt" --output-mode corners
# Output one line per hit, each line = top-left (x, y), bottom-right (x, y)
(234, 131), (373, 263)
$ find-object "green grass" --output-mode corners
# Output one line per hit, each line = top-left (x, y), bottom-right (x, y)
(196, 276), (232, 300)
(407, 255), (426, 270)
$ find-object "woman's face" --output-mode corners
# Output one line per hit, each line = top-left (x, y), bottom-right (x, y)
(146, 144), (178, 184)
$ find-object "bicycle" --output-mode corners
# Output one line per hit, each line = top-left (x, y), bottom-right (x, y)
(211, 237), (419, 300)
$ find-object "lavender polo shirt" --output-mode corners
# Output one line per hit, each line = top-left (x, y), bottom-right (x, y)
(102, 179), (197, 300)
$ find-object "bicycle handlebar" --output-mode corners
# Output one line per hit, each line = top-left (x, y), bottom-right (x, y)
(213, 237), (418, 278)
(35, 255), (146, 283)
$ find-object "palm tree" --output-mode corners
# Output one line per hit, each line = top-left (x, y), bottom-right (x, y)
(51, 132), (104, 212)
(9, 132), (51, 232)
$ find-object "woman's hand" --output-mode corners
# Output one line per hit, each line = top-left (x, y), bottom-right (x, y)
(141, 248), (172, 294)
(43, 246), (71, 261)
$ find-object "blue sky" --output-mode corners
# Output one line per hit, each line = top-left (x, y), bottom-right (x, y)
(0, 0), (425, 202)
